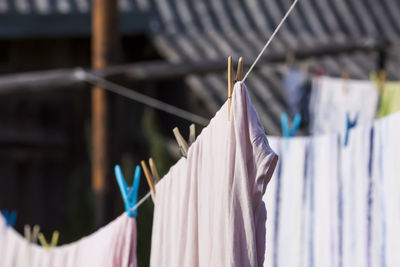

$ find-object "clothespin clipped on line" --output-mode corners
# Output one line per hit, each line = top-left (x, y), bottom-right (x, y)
(378, 69), (387, 95)
(114, 165), (141, 218)
(280, 112), (301, 138)
(285, 52), (295, 71)
(342, 69), (350, 93)
(38, 231), (59, 250)
(342, 69), (350, 80)
(188, 124), (196, 146)
(149, 158), (160, 182)
(344, 112), (359, 147)
(173, 124), (196, 158)
(24, 225), (40, 243)
(141, 158), (160, 201)
(228, 56), (244, 120)
(2, 210), (17, 227)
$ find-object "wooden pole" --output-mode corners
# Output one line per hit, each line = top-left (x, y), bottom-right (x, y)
(91, 0), (119, 227)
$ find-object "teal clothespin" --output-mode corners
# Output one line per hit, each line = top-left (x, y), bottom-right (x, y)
(344, 112), (359, 147)
(280, 112), (301, 138)
(2, 210), (17, 227)
(115, 165), (141, 218)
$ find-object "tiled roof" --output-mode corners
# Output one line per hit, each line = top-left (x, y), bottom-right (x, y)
(3, 0), (400, 134)
(132, 0), (400, 135)
(0, 0), (135, 14)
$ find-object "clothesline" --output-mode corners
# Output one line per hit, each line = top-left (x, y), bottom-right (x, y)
(77, 0), (300, 130)
(130, 191), (152, 214)
(110, 0), (301, 215)
(79, 70), (209, 126)
(242, 0), (299, 82)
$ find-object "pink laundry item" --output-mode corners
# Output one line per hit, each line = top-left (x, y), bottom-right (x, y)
(0, 212), (137, 267)
(150, 82), (278, 267)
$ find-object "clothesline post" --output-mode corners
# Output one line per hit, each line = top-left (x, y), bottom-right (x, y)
(91, 0), (120, 227)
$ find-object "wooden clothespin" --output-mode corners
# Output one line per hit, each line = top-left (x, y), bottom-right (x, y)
(173, 124), (197, 157)
(141, 159), (158, 198)
(285, 52), (295, 71)
(173, 127), (189, 158)
(228, 56), (244, 120)
(300, 60), (311, 76)
(379, 69), (387, 95)
(377, 49), (387, 95)
(188, 124), (196, 146)
(38, 231), (59, 250)
(24, 225), (40, 243)
(342, 69), (350, 93)
(236, 57), (244, 81)
(149, 157), (160, 182)
(342, 69), (350, 80)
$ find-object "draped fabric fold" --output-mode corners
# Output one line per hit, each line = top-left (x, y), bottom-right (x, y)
(0, 213), (137, 267)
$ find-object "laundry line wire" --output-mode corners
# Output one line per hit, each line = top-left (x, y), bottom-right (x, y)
(79, 70), (204, 213)
(78, 0), (299, 215)
(78, 70), (209, 126)
(130, 191), (152, 214)
(76, 69), (205, 214)
(242, 0), (300, 82)
(78, 0), (301, 125)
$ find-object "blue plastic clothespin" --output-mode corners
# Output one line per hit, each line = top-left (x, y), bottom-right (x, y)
(280, 112), (302, 138)
(114, 165), (141, 218)
(2, 210), (17, 227)
(344, 112), (359, 147)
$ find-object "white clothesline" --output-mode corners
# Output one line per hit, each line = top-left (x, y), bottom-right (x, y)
(79, 70), (209, 126)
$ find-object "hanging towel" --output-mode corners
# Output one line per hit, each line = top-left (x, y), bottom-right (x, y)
(371, 112), (400, 267)
(307, 133), (340, 267)
(149, 82), (278, 267)
(309, 76), (378, 136)
(340, 123), (370, 267)
(0, 213), (137, 267)
(264, 134), (340, 267)
(275, 138), (306, 267)
(263, 111), (400, 267)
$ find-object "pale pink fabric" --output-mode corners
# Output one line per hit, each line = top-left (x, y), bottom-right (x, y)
(0, 213), (137, 267)
(150, 82), (278, 267)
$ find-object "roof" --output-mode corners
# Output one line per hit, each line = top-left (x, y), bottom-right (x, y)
(2, 0), (400, 134)
(130, 0), (400, 135)
(0, 0), (149, 37)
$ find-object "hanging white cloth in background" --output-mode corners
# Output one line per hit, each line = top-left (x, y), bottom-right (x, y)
(265, 134), (339, 267)
(370, 115), (385, 267)
(0, 213), (137, 267)
(383, 115), (400, 267)
(311, 134), (339, 267)
(341, 123), (370, 267)
(150, 82), (278, 267)
(309, 76), (378, 136)
(372, 113), (400, 267)
(264, 111), (400, 267)
(275, 138), (306, 267)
